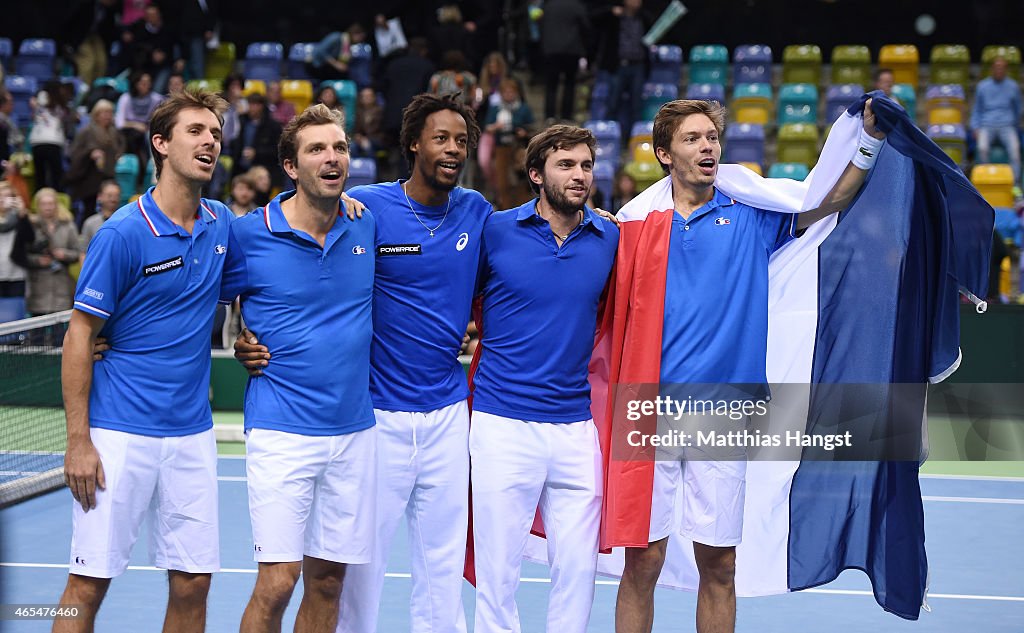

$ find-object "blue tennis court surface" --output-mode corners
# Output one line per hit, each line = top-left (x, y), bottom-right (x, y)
(2, 457), (1021, 632)
(0, 453), (62, 484)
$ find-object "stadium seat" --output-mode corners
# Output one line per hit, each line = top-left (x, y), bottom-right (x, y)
(0, 296), (26, 322)
(288, 43), (315, 80)
(878, 44), (919, 86)
(688, 45), (728, 87)
(776, 123), (819, 166)
(0, 38), (12, 71)
(830, 45), (871, 88)
(733, 44), (772, 85)
(144, 158), (155, 188)
(15, 38), (56, 82)
(685, 83), (725, 104)
(348, 43), (373, 89)
(243, 42), (284, 83)
(649, 45), (683, 84)
(825, 84), (861, 123)
(724, 123), (764, 167)
(731, 82), (772, 125)
(623, 159), (662, 192)
(929, 44), (971, 88)
(60, 77), (87, 106)
(738, 162), (762, 176)
(971, 164), (1014, 207)
(344, 157), (376, 191)
(641, 82), (678, 121)
(205, 42), (236, 80)
(592, 160), (615, 204)
(767, 162), (810, 180)
(927, 124), (967, 168)
(585, 119), (622, 169)
(589, 80), (611, 121)
(93, 75), (129, 95)
(890, 83), (916, 118)
(781, 45), (821, 85)
(114, 154), (140, 203)
(280, 79), (313, 112)
(981, 45), (1021, 79)
(994, 208), (1019, 245)
(777, 83), (818, 126)
(187, 78), (223, 93)
(321, 80), (357, 132)
(4, 75), (37, 128)
(924, 84), (966, 126)
(243, 79), (267, 96)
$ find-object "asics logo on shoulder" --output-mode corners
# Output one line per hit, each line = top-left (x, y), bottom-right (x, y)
(456, 232), (469, 251)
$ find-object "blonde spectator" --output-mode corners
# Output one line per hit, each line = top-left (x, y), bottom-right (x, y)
(245, 165), (272, 207)
(0, 180), (28, 301)
(16, 188), (79, 316)
(65, 99), (124, 224)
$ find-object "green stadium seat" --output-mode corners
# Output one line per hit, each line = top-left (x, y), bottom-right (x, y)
(186, 78), (223, 94)
(981, 45), (1022, 79)
(878, 44), (919, 86)
(688, 45), (729, 86)
(777, 83), (818, 126)
(623, 159), (663, 192)
(205, 42), (236, 81)
(929, 44), (971, 88)
(776, 123), (819, 166)
(830, 45), (871, 88)
(767, 162), (810, 180)
(782, 45), (822, 85)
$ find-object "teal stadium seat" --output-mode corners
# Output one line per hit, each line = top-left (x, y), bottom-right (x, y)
(114, 154), (140, 203)
(777, 83), (818, 125)
(689, 45), (729, 87)
(320, 80), (357, 132)
(768, 162), (810, 180)
(890, 83), (916, 119)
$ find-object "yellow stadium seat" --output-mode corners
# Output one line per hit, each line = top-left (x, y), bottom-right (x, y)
(631, 140), (657, 163)
(925, 85), (966, 126)
(738, 162), (762, 176)
(971, 164), (1015, 207)
(280, 79), (313, 112)
(776, 123), (819, 167)
(878, 44), (919, 86)
(731, 83), (773, 126)
(243, 79), (266, 97)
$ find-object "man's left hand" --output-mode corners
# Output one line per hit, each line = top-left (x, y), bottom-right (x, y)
(864, 98), (885, 140)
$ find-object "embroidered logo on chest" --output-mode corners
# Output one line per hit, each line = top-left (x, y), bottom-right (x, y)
(714, 217), (731, 226)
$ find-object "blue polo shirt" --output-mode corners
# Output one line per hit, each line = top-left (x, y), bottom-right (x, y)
(73, 189), (231, 437)
(472, 201), (619, 423)
(346, 181), (492, 412)
(660, 188), (794, 386)
(220, 191), (376, 436)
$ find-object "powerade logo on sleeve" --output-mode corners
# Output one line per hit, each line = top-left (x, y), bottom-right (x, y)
(143, 256), (184, 276)
(376, 244), (422, 256)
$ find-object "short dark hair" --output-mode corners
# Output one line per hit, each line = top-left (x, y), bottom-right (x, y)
(149, 87), (228, 179)
(873, 67), (894, 82)
(278, 103), (346, 168)
(652, 99), (726, 174)
(399, 92), (480, 169)
(524, 125), (597, 193)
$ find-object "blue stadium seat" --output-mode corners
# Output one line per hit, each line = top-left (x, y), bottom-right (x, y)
(630, 120), (654, 140)
(685, 83), (725, 104)
(243, 42), (284, 83)
(0, 38), (12, 71)
(15, 38), (56, 82)
(590, 80), (611, 121)
(4, 75), (37, 128)
(641, 82), (678, 121)
(345, 157), (376, 190)
(724, 123), (765, 166)
(689, 45), (728, 87)
(767, 162), (810, 180)
(114, 154), (140, 203)
(585, 119), (622, 169)
(0, 297), (26, 323)
(348, 43), (373, 89)
(288, 43), (315, 80)
(825, 84), (861, 123)
(777, 83), (818, 125)
(592, 161), (614, 205)
(649, 45), (683, 84)
(994, 208), (1020, 245)
(733, 44), (772, 85)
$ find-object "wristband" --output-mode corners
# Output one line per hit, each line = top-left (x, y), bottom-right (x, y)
(852, 129), (884, 170)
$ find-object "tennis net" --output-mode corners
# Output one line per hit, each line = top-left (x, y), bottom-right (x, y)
(0, 310), (71, 506)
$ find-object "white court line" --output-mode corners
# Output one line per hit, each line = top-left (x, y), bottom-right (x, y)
(923, 495), (1024, 505)
(3, 563), (1022, 603)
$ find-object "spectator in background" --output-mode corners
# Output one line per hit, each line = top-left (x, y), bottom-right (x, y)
(428, 50), (477, 107)
(233, 94), (282, 189)
(309, 23), (369, 82)
(245, 165), (272, 207)
(595, 0), (653, 134)
(428, 4), (474, 66)
(116, 70), (164, 183)
(68, 0), (120, 87)
(611, 168), (637, 212)
(266, 81), (296, 126)
(226, 173), (257, 217)
(167, 72), (186, 96)
(65, 99), (124, 226)
(180, 0), (220, 82)
(972, 57), (1022, 183)
(0, 92), (24, 163)
(0, 180), (27, 303)
(873, 68), (895, 97)
(16, 188), (79, 316)
(78, 179), (121, 255)
(540, 0), (590, 121)
(29, 82), (71, 192)
(484, 78), (534, 209)
(380, 38), (435, 169)
(123, 4), (183, 93)
(475, 52), (514, 186)
(352, 87), (383, 158)
(220, 73), (248, 156)
(316, 85), (343, 113)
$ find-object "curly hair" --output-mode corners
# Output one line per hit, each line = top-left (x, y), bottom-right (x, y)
(399, 92), (481, 170)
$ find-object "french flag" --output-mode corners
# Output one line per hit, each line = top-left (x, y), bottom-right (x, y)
(578, 94), (993, 619)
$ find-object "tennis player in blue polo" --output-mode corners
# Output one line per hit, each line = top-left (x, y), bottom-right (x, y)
(57, 89), (229, 633)
(220, 104), (377, 633)
(470, 125), (618, 633)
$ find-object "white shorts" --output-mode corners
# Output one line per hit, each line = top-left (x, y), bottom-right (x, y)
(246, 426), (377, 564)
(649, 413), (747, 547)
(69, 428), (219, 578)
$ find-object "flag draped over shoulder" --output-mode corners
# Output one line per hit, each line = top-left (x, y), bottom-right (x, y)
(583, 94), (993, 620)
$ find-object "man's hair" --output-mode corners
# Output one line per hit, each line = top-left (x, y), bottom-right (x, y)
(278, 103), (346, 168)
(524, 125), (597, 193)
(873, 67), (894, 82)
(98, 179), (120, 193)
(399, 92), (480, 169)
(652, 99), (726, 174)
(149, 87), (228, 179)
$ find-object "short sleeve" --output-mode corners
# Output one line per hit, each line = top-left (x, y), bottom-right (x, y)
(755, 208), (796, 254)
(73, 228), (132, 320)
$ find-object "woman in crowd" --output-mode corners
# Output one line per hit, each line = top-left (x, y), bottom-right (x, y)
(65, 99), (124, 224)
(115, 70), (163, 185)
(29, 82), (72, 192)
(14, 188), (79, 316)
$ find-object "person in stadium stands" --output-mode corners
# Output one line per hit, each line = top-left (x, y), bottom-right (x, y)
(428, 50), (478, 108)
(245, 165), (273, 207)
(0, 179), (28, 303)
(233, 93), (283, 189)
(78, 180), (121, 255)
(315, 85), (343, 114)
(236, 92), (490, 633)
(539, 0), (590, 121)
(352, 87), (384, 159)
(471, 124), (618, 633)
(223, 104), (377, 633)
(873, 68), (895, 98)
(613, 98), (884, 633)
(971, 56), (1022, 183)
(226, 173), (257, 217)
(115, 70), (165, 187)
(17, 188), (79, 316)
(54, 88), (230, 633)
(266, 81), (297, 126)
(179, 0), (220, 83)
(167, 72), (186, 96)
(65, 100), (124, 226)
(123, 4), (183, 93)
(594, 0), (655, 135)
(484, 78), (535, 209)
(220, 73), (248, 156)
(29, 83), (71, 192)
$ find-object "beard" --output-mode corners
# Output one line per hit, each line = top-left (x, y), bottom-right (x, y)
(542, 179), (589, 217)
(419, 160), (461, 193)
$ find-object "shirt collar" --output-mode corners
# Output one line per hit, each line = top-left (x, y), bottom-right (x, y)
(263, 190), (352, 244)
(514, 199), (606, 233)
(685, 187), (736, 222)
(136, 187), (217, 237)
